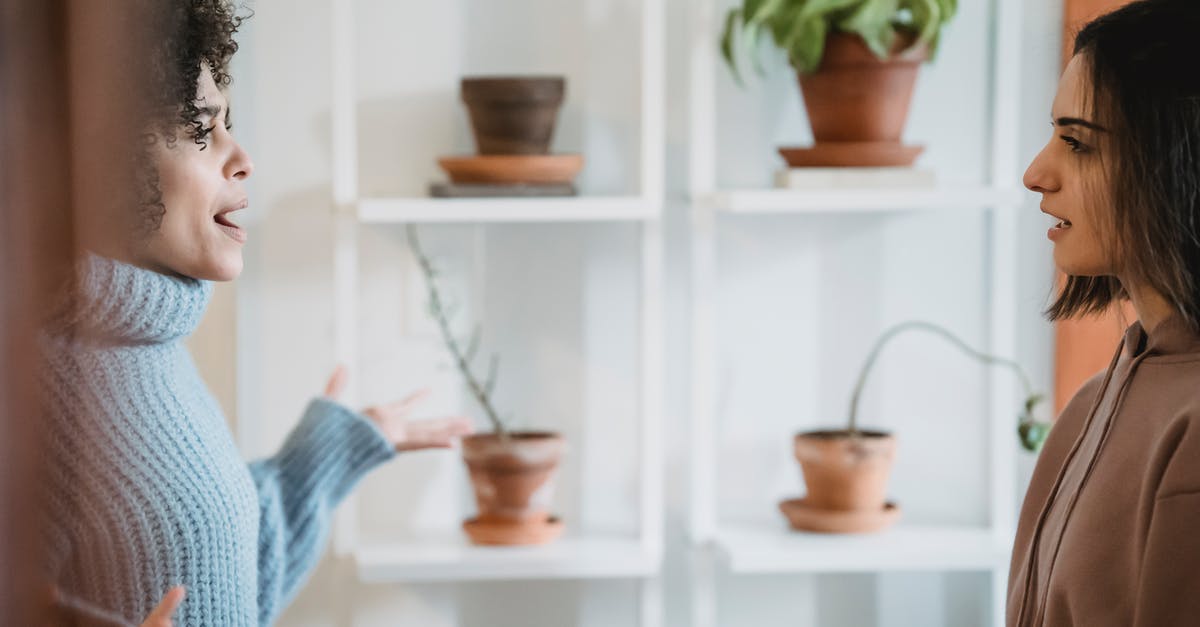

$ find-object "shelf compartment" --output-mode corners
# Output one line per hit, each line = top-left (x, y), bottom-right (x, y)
(355, 533), (660, 583)
(700, 186), (1024, 214)
(357, 196), (659, 224)
(714, 522), (1011, 574)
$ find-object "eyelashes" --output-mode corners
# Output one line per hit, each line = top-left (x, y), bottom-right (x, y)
(1060, 135), (1090, 153)
(194, 119), (234, 143)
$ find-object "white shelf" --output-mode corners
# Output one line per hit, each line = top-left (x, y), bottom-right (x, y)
(714, 522), (1011, 574)
(355, 534), (660, 583)
(357, 196), (659, 224)
(700, 186), (1024, 214)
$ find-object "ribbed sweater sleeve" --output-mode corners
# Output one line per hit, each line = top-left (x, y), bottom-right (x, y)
(249, 397), (395, 625)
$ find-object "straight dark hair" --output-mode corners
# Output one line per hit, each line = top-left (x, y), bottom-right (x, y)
(1048, 0), (1200, 329)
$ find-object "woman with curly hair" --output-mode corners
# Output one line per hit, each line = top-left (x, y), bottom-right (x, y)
(41, 3), (472, 625)
(1011, 0), (1200, 625)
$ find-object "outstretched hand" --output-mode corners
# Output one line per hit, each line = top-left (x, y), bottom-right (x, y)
(324, 365), (475, 453)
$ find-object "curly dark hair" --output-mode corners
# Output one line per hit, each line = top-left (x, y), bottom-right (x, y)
(135, 0), (249, 230)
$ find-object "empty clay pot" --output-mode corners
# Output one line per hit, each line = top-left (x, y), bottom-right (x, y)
(797, 33), (927, 143)
(461, 76), (565, 155)
(461, 431), (564, 525)
(793, 430), (896, 512)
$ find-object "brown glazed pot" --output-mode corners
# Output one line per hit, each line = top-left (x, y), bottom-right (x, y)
(797, 33), (928, 143)
(461, 431), (564, 525)
(461, 76), (565, 155)
(792, 430), (896, 512)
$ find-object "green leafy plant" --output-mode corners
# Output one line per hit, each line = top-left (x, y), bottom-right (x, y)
(720, 0), (958, 78)
(407, 225), (508, 437)
(847, 321), (1052, 453)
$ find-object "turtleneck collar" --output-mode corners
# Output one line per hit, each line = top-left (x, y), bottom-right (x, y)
(51, 252), (213, 345)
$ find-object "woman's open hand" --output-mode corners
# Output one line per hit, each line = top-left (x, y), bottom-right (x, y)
(324, 365), (474, 452)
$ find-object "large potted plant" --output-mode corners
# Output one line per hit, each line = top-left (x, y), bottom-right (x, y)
(781, 321), (1052, 534)
(407, 226), (565, 546)
(720, 0), (958, 167)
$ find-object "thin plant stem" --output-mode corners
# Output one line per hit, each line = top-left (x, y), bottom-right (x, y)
(847, 321), (1037, 436)
(406, 225), (507, 436)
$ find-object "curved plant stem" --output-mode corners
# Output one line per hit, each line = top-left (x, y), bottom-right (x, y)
(406, 225), (507, 436)
(847, 321), (1037, 436)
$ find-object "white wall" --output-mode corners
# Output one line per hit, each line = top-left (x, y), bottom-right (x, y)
(189, 0), (1065, 624)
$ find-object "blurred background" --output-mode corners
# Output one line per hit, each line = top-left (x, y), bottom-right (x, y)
(2, 0), (1130, 625)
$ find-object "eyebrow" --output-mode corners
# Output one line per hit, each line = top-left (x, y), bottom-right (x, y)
(196, 103), (223, 118)
(1054, 116), (1107, 132)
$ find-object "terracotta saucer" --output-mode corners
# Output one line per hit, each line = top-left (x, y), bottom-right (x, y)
(437, 154), (584, 185)
(778, 498), (901, 534)
(462, 515), (564, 546)
(778, 142), (924, 168)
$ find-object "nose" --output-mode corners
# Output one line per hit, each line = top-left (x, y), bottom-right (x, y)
(225, 140), (254, 181)
(1023, 144), (1058, 194)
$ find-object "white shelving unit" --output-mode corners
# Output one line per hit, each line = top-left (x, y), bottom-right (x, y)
(701, 186), (1022, 214)
(327, 0), (665, 623)
(358, 196), (658, 224)
(356, 534), (661, 584)
(688, 0), (1024, 626)
(716, 523), (1012, 574)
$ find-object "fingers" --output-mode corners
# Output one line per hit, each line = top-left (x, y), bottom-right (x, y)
(413, 416), (474, 438)
(396, 416), (475, 452)
(441, 416), (476, 437)
(144, 586), (185, 626)
(375, 387), (433, 416)
(324, 364), (348, 399)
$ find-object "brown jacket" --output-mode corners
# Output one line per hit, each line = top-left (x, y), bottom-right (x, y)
(1008, 316), (1200, 626)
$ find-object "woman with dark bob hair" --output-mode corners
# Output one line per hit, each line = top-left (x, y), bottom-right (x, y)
(40, 2), (471, 625)
(1011, 0), (1200, 625)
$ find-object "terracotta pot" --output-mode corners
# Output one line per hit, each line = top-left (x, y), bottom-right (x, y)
(793, 430), (896, 512)
(461, 431), (564, 524)
(461, 76), (565, 155)
(797, 33), (927, 143)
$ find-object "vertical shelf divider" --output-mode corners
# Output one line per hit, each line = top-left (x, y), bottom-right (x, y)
(330, 0), (360, 557)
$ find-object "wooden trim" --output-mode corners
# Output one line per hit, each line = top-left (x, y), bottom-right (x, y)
(0, 0), (73, 623)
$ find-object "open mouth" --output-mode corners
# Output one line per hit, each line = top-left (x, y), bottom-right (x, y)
(214, 203), (247, 243)
(1042, 207), (1072, 231)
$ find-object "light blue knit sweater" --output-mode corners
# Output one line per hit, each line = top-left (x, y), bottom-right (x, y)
(40, 253), (395, 626)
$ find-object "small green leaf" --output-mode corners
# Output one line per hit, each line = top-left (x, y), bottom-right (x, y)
(836, 0), (900, 58)
(1024, 393), (1044, 415)
(745, 16), (768, 76)
(747, 0), (790, 24)
(938, 0), (957, 21)
(1018, 421), (1051, 453)
(798, 0), (864, 22)
(786, 17), (828, 74)
(720, 8), (744, 82)
(903, 0), (941, 49)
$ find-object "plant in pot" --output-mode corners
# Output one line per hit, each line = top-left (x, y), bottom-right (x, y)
(407, 225), (565, 546)
(432, 76), (584, 198)
(781, 320), (1052, 534)
(720, 0), (958, 168)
